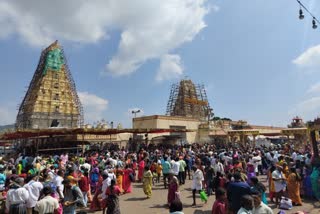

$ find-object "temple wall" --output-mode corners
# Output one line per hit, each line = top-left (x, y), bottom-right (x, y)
(133, 115), (202, 143)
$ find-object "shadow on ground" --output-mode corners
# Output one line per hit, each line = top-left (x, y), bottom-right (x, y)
(193, 209), (211, 214)
(149, 204), (168, 209)
(124, 197), (148, 201)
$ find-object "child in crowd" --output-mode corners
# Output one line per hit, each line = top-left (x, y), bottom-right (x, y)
(211, 187), (226, 214)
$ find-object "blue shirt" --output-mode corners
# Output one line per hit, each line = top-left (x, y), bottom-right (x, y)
(22, 159), (27, 168)
(227, 181), (251, 212)
(0, 173), (6, 184)
(162, 161), (171, 174)
(184, 157), (192, 169)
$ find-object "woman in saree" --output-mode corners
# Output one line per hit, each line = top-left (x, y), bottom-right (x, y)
(246, 162), (255, 183)
(268, 165), (276, 202)
(310, 166), (320, 200)
(90, 167), (100, 193)
(167, 173), (179, 206)
(287, 167), (302, 206)
(106, 179), (121, 214)
(143, 166), (153, 198)
(138, 150), (144, 162)
(90, 173), (103, 211)
(138, 159), (145, 182)
(250, 176), (268, 205)
(303, 166), (313, 198)
(126, 154), (132, 165)
(282, 162), (290, 179)
(115, 165), (124, 193)
(122, 164), (133, 193)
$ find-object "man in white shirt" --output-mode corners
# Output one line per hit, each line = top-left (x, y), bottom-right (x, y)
(6, 178), (29, 213)
(191, 166), (205, 206)
(107, 158), (117, 167)
(172, 158), (180, 176)
(213, 159), (224, 175)
(272, 165), (286, 206)
(305, 153), (312, 166)
(24, 175), (44, 214)
(265, 152), (272, 162)
(53, 170), (64, 199)
(47, 166), (56, 181)
(296, 152), (304, 162)
(81, 161), (91, 172)
(252, 192), (273, 214)
(291, 151), (297, 162)
(252, 153), (262, 175)
(35, 186), (59, 214)
(271, 153), (279, 164)
(237, 195), (254, 214)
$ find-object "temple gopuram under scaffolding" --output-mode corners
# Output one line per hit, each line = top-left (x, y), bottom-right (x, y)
(13, 41), (89, 154)
(7, 43), (189, 154)
(2, 48), (312, 154)
(16, 41), (83, 129)
(133, 78), (291, 145)
(166, 79), (212, 120)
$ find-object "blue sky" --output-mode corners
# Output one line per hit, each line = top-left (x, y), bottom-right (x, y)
(1, 0), (320, 127)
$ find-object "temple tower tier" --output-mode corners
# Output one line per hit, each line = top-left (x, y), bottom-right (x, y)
(16, 41), (84, 129)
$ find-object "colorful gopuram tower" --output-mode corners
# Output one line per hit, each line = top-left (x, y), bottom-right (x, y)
(166, 79), (212, 120)
(16, 41), (83, 129)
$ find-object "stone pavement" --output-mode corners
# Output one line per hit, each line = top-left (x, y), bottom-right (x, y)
(86, 175), (320, 214)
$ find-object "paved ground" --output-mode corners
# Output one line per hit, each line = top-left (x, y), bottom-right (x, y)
(85, 175), (320, 214)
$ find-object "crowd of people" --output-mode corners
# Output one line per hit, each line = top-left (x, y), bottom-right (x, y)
(0, 142), (319, 214)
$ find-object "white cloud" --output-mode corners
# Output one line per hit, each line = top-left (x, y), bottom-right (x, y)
(105, 0), (209, 76)
(0, 0), (212, 79)
(293, 44), (320, 69)
(290, 81), (320, 122)
(156, 54), (184, 81)
(307, 82), (320, 94)
(289, 96), (320, 121)
(0, 107), (16, 125)
(78, 92), (108, 123)
(209, 4), (220, 12)
(0, 0), (108, 46)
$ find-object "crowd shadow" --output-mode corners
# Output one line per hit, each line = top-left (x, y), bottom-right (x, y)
(152, 184), (166, 191)
(311, 200), (320, 208)
(193, 209), (211, 214)
(268, 204), (278, 209)
(183, 204), (194, 208)
(149, 204), (168, 209)
(124, 197), (148, 201)
(132, 183), (143, 188)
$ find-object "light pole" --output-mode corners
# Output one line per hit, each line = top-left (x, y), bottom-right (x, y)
(109, 121), (114, 144)
(132, 109), (141, 118)
(131, 110), (140, 151)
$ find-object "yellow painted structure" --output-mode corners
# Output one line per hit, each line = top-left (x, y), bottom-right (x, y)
(16, 41), (83, 129)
